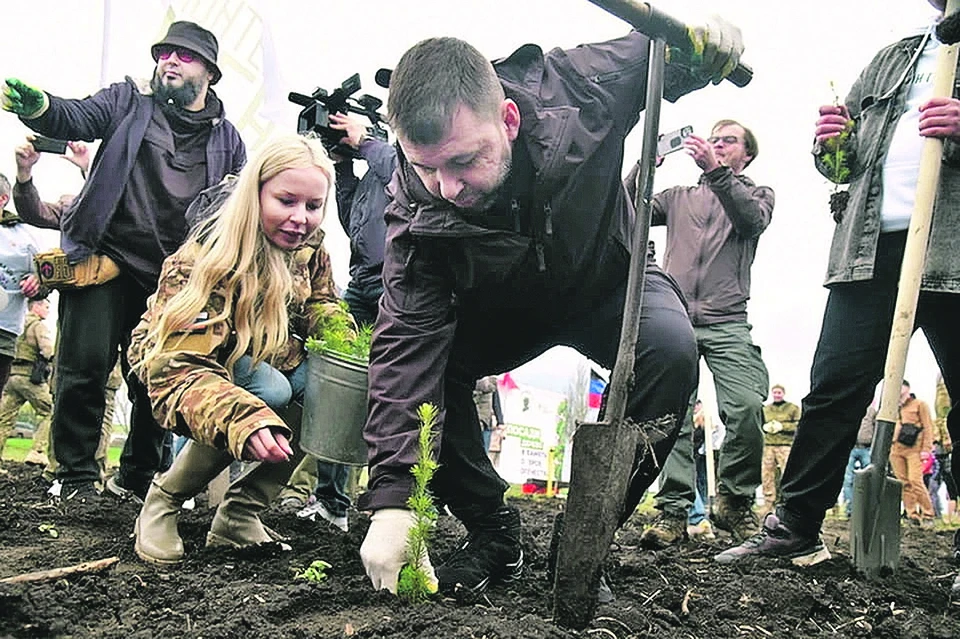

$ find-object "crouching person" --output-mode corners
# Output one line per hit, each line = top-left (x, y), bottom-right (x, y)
(127, 134), (349, 564)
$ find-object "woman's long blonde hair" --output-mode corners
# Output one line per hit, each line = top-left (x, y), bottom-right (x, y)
(139, 134), (334, 375)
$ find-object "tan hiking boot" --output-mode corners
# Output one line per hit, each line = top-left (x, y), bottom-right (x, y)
(639, 511), (688, 549)
(712, 493), (760, 542)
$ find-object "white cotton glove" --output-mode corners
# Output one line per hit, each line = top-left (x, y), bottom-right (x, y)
(669, 15), (744, 85)
(360, 508), (438, 594)
(762, 420), (784, 434)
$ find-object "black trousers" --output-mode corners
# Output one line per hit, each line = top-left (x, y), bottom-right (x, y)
(432, 267), (699, 525)
(342, 281), (383, 328)
(779, 231), (960, 538)
(52, 274), (168, 489)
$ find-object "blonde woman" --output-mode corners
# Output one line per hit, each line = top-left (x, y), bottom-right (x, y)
(128, 134), (352, 564)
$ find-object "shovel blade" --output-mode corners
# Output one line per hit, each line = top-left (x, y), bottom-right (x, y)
(850, 463), (902, 578)
(552, 419), (641, 630)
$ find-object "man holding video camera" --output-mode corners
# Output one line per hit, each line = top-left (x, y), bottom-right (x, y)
(627, 119), (774, 548)
(0, 20), (245, 505)
(328, 111), (394, 326)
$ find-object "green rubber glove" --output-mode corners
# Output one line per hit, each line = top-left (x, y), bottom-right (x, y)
(2, 78), (48, 118)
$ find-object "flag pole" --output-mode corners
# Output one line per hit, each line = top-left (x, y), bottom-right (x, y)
(99, 0), (113, 88)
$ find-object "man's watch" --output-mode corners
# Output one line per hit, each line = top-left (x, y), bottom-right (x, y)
(356, 132), (371, 146)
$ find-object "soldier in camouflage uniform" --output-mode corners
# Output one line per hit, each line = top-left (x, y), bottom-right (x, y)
(0, 298), (54, 466)
(760, 384), (801, 516)
(128, 134), (350, 565)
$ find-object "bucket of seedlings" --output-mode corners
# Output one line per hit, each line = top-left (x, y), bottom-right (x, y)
(301, 306), (372, 466)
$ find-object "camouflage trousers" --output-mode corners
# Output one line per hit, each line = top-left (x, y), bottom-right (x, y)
(0, 374), (53, 455)
(761, 444), (791, 514)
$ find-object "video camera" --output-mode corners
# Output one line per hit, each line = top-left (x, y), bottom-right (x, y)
(288, 73), (388, 159)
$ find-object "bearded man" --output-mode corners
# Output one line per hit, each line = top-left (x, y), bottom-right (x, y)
(1, 20), (246, 505)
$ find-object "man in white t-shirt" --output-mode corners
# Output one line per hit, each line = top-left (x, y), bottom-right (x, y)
(716, 0), (960, 577)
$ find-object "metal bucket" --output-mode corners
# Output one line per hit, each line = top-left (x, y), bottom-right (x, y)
(300, 351), (369, 465)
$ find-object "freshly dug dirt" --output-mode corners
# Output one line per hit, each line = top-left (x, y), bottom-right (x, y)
(1, 461), (958, 638)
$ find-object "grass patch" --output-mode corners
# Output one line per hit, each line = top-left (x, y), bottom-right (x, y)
(2, 437), (122, 466)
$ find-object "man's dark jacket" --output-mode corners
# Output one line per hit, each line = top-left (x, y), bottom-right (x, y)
(360, 31), (711, 510)
(21, 78), (246, 264)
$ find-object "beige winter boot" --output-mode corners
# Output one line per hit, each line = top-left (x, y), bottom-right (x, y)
(206, 449), (304, 549)
(206, 402), (305, 549)
(134, 440), (233, 565)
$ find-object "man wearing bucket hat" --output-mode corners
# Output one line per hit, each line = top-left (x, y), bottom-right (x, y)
(0, 20), (246, 506)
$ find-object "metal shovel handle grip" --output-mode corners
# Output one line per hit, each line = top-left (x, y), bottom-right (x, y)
(588, 0), (753, 87)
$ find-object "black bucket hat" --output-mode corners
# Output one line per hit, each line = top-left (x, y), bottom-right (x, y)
(151, 21), (222, 85)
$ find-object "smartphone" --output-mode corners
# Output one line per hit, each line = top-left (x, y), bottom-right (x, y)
(656, 126), (693, 157)
(31, 135), (68, 155)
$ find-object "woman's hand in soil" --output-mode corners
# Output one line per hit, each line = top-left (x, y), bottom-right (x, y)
(243, 427), (294, 463)
(815, 105), (852, 144)
(361, 508), (438, 594)
(918, 97), (960, 141)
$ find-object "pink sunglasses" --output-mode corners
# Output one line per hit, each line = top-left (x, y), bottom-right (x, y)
(157, 46), (197, 64)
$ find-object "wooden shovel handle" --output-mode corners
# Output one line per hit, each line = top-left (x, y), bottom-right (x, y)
(876, 18), (960, 429)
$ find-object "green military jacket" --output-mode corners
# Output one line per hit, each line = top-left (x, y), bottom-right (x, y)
(10, 311), (55, 377)
(762, 400), (801, 446)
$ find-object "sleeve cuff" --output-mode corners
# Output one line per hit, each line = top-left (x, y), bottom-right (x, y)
(356, 474), (414, 511)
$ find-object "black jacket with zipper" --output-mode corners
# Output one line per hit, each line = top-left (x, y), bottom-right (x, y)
(360, 31), (713, 510)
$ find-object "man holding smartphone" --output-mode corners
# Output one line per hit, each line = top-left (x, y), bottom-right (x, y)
(0, 20), (245, 505)
(626, 119), (775, 548)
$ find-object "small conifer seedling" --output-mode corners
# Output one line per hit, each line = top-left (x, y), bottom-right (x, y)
(305, 300), (372, 362)
(396, 402), (440, 604)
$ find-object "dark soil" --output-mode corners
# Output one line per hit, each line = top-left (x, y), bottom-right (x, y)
(1, 462), (958, 639)
(830, 190), (850, 223)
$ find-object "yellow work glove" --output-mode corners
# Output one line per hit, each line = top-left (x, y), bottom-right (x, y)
(667, 15), (744, 85)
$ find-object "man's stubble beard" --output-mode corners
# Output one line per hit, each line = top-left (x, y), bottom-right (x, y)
(468, 144), (513, 212)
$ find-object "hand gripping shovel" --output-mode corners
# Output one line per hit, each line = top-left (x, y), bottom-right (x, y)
(851, 0), (960, 578)
(552, 2), (752, 628)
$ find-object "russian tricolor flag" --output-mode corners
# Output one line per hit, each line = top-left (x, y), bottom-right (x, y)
(588, 369), (606, 409)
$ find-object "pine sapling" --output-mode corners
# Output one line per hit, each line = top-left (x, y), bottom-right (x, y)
(396, 402), (440, 604)
(305, 300), (373, 362)
(821, 81), (855, 222)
